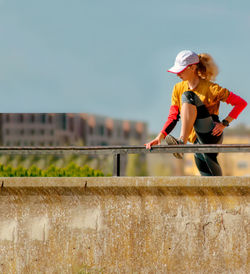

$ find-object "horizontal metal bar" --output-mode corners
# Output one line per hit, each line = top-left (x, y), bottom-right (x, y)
(0, 144), (249, 155)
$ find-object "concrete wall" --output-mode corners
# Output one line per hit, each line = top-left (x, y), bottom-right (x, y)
(0, 177), (249, 273)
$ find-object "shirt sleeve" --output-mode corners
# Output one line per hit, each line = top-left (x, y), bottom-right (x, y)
(161, 105), (180, 136)
(226, 91), (248, 119)
(209, 83), (230, 102)
(171, 84), (181, 106)
(161, 85), (181, 136)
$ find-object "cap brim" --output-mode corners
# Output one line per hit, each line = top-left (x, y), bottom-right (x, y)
(167, 65), (188, 74)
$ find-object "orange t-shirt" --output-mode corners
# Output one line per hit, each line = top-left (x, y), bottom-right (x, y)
(171, 79), (230, 143)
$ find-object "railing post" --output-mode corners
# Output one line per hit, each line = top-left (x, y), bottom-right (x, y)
(113, 154), (120, 176)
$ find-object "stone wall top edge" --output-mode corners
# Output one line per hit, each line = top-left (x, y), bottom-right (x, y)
(0, 176), (249, 188)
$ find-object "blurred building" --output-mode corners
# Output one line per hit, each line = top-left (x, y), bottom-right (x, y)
(0, 113), (148, 147)
(83, 114), (147, 146)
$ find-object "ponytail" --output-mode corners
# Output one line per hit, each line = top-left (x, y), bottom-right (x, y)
(197, 53), (219, 81)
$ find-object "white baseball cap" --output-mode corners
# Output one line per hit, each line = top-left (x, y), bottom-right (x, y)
(168, 50), (199, 74)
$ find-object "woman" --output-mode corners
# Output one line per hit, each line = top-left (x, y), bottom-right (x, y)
(145, 50), (247, 176)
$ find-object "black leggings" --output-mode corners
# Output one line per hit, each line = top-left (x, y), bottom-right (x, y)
(182, 91), (223, 176)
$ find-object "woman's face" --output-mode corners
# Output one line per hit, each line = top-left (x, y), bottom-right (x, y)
(177, 64), (197, 81)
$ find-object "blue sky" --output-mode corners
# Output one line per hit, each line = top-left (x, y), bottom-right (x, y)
(0, 0), (249, 133)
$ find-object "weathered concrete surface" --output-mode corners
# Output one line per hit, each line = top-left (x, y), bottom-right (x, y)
(0, 177), (249, 273)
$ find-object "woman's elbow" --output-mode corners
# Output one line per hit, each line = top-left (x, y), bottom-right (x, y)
(242, 99), (248, 109)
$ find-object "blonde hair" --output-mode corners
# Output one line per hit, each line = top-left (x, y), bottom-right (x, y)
(197, 53), (219, 81)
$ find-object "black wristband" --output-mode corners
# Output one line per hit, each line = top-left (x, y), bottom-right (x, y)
(222, 119), (230, 127)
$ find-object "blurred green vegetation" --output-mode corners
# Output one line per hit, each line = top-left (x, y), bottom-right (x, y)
(0, 162), (105, 177)
(0, 154), (111, 177)
(126, 154), (147, 176)
(0, 153), (149, 177)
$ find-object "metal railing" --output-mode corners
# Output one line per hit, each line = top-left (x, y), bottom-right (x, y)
(0, 144), (250, 176)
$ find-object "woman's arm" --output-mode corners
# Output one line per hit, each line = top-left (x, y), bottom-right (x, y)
(145, 105), (180, 149)
(145, 132), (165, 150)
(225, 92), (247, 119)
(161, 105), (180, 136)
(212, 92), (247, 136)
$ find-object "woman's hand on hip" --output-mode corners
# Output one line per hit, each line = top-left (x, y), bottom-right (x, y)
(212, 122), (226, 136)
